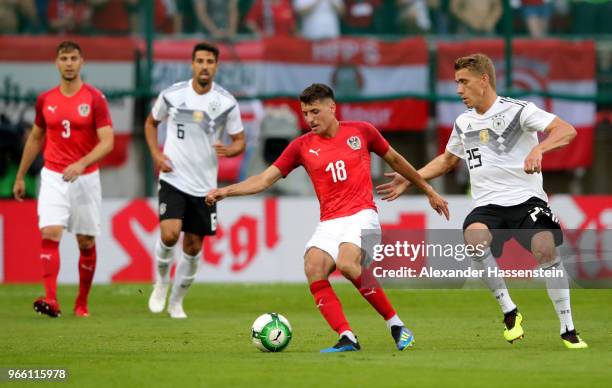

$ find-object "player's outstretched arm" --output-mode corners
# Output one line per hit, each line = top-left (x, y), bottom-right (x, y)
(13, 124), (46, 201)
(144, 113), (173, 172)
(382, 147), (450, 219)
(377, 150), (460, 202)
(205, 165), (283, 205)
(214, 132), (246, 157)
(524, 117), (577, 174)
(62, 125), (114, 182)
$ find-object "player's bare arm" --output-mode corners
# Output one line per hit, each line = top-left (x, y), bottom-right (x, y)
(206, 165), (283, 205)
(228, 0), (239, 37)
(377, 150), (460, 202)
(524, 117), (577, 174)
(13, 124), (46, 201)
(62, 125), (114, 182)
(382, 147), (450, 220)
(144, 113), (173, 173)
(194, 0), (225, 37)
(214, 132), (246, 157)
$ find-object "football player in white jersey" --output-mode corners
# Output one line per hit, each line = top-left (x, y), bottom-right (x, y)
(144, 42), (246, 318)
(377, 53), (587, 349)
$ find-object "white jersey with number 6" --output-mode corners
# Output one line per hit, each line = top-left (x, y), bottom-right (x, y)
(152, 80), (244, 196)
(446, 96), (556, 208)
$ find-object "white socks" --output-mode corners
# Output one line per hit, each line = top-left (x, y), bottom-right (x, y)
(386, 314), (405, 329)
(543, 259), (575, 334)
(169, 251), (201, 305)
(340, 330), (358, 343)
(155, 239), (174, 283)
(471, 251), (517, 314)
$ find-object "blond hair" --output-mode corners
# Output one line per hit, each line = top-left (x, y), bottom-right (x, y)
(454, 53), (496, 90)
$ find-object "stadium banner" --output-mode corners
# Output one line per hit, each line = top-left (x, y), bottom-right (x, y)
(153, 36), (429, 131)
(0, 36), (137, 168)
(1, 195), (610, 284)
(436, 39), (596, 170)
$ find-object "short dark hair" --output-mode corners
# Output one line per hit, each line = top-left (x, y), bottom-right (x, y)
(299, 83), (335, 104)
(56, 41), (82, 56)
(454, 53), (496, 90)
(192, 42), (220, 61)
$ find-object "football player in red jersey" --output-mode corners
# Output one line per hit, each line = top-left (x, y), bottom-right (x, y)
(13, 41), (114, 318)
(207, 83), (449, 352)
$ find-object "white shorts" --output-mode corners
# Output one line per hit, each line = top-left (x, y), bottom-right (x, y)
(305, 209), (381, 261)
(38, 167), (102, 236)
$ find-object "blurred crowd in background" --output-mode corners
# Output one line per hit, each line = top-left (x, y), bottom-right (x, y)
(1, 0), (611, 38)
(1, 0), (611, 199)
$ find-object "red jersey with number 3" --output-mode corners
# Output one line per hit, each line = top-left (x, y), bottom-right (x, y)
(34, 83), (112, 174)
(273, 121), (390, 221)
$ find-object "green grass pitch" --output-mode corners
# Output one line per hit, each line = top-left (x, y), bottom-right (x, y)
(1, 284), (610, 387)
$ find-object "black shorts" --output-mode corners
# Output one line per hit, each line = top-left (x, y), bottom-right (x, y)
(158, 180), (217, 237)
(462, 196), (563, 258)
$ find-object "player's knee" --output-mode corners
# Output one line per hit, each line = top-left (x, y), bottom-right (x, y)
(182, 234), (203, 256)
(182, 242), (202, 257)
(304, 260), (326, 280)
(304, 253), (330, 281)
(77, 235), (95, 250)
(335, 259), (359, 280)
(464, 229), (491, 259)
(161, 230), (180, 246)
(40, 226), (62, 242)
(531, 241), (556, 264)
(464, 229), (491, 247)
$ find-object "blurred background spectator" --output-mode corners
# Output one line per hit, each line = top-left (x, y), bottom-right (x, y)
(428, 0), (452, 35)
(245, 0), (296, 37)
(512, 0), (552, 37)
(89, 0), (131, 34)
(396, 0), (432, 34)
(341, 0), (389, 35)
(194, 0), (239, 39)
(0, 0), (38, 33)
(450, 0), (502, 35)
(3, 0), (612, 37)
(47, 0), (93, 34)
(293, 0), (345, 40)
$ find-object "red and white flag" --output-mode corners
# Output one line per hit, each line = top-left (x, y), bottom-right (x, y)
(154, 36), (430, 131)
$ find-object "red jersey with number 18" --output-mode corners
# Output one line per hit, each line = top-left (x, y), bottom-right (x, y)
(34, 83), (112, 174)
(273, 121), (390, 221)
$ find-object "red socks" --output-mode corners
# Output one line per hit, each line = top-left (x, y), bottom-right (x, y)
(351, 276), (396, 320)
(76, 246), (97, 306)
(41, 239), (60, 302)
(309, 277), (396, 334)
(309, 280), (351, 334)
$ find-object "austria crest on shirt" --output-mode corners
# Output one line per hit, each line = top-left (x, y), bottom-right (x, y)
(78, 103), (91, 117)
(347, 136), (361, 150)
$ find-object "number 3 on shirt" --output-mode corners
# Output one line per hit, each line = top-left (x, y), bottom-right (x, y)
(61, 120), (71, 138)
(325, 160), (347, 182)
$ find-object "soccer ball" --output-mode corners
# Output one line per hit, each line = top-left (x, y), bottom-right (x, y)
(251, 313), (292, 352)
